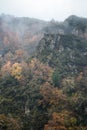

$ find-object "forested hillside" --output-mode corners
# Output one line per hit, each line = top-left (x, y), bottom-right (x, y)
(0, 15), (87, 130)
(0, 14), (48, 55)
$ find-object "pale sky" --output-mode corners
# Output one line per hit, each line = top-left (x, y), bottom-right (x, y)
(0, 0), (87, 21)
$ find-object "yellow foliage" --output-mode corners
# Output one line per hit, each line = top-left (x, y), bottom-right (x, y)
(11, 63), (23, 80)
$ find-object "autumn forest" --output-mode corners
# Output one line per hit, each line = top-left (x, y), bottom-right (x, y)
(0, 14), (87, 130)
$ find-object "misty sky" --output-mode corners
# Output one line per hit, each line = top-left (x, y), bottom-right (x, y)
(0, 0), (87, 21)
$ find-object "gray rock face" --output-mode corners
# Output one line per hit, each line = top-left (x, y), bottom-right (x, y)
(37, 32), (87, 75)
(38, 34), (62, 51)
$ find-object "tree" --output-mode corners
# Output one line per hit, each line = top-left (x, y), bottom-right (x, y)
(52, 69), (62, 87)
(0, 114), (22, 130)
(11, 63), (23, 81)
(44, 111), (77, 130)
(1, 61), (12, 78)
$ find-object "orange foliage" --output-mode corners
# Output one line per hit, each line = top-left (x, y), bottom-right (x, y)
(40, 82), (66, 110)
(1, 61), (12, 77)
(44, 111), (77, 130)
(76, 72), (83, 82)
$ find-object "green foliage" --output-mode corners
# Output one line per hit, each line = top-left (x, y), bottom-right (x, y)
(1, 76), (18, 87)
(1, 16), (87, 129)
(52, 69), (62, 87)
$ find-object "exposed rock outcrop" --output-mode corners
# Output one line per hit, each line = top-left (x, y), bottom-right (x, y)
(37, 33), (87, 75)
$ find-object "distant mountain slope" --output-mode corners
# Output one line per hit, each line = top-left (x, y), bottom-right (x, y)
(0, 14), (48, 54)
(0, 14), (87, 56)
(64, 15), (87, 38)
(43, 15), (87, 38)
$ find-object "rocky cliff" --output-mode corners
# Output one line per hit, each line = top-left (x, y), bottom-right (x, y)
(37, 33), (87, 75)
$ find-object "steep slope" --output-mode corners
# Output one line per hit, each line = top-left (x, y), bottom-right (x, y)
(43, 15), (87, 39)
(0, 14), (87, 56)
(0, 14), (48, 54)
(0, 15), (87, 130)
(64, 15), (87, 38)
(37, 33), (87, 74)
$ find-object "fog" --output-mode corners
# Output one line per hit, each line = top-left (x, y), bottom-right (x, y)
(0, 0), (87, 21)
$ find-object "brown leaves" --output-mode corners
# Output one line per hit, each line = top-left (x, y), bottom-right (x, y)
(0, 114), (22, 130)
(40, 82), (67, 111)
(44, 111), (77, 130)
(28, 58), (53, 83)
